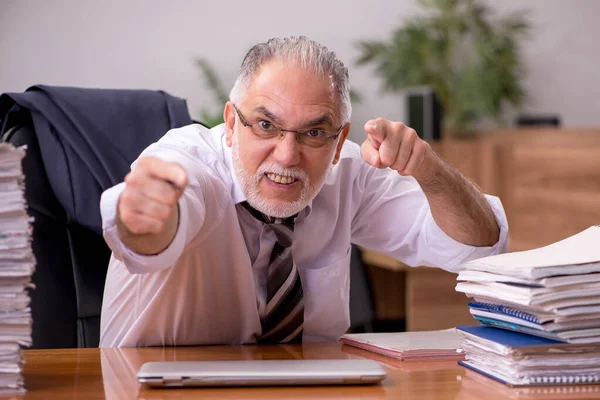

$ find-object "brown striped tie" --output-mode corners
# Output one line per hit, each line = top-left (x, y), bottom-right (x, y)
(239, 201), (304, 344)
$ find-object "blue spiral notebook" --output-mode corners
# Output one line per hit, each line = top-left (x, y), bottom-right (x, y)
(470, 315), (568, 342)
(457, 325), (563, 349)
(468, 301), (545, 324)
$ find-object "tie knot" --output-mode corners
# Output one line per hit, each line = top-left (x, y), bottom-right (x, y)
(240, 201), (297, 230)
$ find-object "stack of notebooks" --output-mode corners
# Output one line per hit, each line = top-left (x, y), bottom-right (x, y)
(457, 325), (600, 387)
(0, 143), (34, 394)
(455, 226), (600, 386)
(456, 226), (600, 344)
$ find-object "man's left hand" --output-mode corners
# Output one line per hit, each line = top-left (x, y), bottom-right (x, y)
(361, 118), (431, 176)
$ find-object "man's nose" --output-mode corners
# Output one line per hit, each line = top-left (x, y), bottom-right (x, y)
(272, 131), (301, 167)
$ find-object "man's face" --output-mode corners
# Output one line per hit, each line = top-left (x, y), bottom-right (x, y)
(226, 59), (349, 218)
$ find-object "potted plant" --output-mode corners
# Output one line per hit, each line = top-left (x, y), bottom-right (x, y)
(356, 0), (531, 137)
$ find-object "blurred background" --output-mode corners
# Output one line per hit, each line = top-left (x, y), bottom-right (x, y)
(2, 0), (600, 341)
(1, 0), (600, 143)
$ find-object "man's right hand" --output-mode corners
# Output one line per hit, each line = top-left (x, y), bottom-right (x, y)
(117, 157), (188, 239)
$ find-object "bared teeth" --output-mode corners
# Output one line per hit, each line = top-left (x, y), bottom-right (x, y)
(267, 173), (295, 184)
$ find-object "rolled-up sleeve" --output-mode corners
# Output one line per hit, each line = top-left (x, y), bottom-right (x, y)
(351, 159), (509, 273)
(421, 194), (508, 272)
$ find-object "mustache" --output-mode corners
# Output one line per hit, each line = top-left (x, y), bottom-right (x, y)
(256, 163), (308, 182)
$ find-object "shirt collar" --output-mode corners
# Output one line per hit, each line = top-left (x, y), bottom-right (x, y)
(220, 125), (313, 220)
(220, 130), (247, 205)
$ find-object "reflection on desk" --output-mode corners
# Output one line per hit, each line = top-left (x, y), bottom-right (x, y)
(101, 344), (391, 400)
(20, 343), (600, 399)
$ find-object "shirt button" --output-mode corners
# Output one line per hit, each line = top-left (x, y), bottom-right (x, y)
(327, 269), (337, 277)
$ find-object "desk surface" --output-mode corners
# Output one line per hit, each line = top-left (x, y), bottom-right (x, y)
(21, 343), (600, 399)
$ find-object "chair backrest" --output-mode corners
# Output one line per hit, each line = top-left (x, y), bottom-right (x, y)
(1, 115), (111, 348)
(348, 245), (376, 333)
(0, 86), (194, 348)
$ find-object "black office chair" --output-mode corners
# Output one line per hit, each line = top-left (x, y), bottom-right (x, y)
(1, 113), (111, 348)
(0, 85), (193, 348)
(348, 245), (376, 333)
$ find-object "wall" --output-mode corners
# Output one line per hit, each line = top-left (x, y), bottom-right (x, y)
(1, 0), (599, 142)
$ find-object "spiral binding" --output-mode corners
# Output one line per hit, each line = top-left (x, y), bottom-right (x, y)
(521, 385), (600, 394)
(531, 375), (600, 384)
(471, 302), (540, 324)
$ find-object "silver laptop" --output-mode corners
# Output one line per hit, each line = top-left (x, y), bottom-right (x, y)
(137, 359), (387, 387)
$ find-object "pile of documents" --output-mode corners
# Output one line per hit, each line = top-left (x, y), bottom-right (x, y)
(455, 226), (600, 386)
(457, 325), (600, 386)
(0, 143), (34, 393)
(456, 226), (600, 344)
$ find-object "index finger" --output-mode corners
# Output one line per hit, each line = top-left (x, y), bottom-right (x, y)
(363, 118), (390, 142)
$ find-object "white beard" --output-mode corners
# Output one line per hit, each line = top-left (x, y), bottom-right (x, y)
(231, 130), (333, 218)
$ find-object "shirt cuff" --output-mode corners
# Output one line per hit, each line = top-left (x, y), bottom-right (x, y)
(100, 182), (189, 274)
(423, 194), (509, 273)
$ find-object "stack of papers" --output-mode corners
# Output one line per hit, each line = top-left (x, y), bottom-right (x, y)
(340, 329), (465, 361)
(459, 366), (600, 399)
(456, 226), (600, 344)
(0, 143), (34, 394)
(457, 325), (600, 387)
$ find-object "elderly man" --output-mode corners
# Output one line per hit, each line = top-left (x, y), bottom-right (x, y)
(99, 36), (508, 347)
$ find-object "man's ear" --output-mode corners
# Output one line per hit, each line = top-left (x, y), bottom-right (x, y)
(224, 101), (236, 147)
(332, 123), (351, 165)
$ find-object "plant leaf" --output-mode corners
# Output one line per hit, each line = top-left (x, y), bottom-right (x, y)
(354, 0), (531, 132)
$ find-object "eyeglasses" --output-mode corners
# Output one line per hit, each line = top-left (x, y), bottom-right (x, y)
(233, 104), (345, 148)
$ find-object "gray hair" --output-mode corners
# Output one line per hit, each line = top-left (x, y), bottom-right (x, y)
(229, 36), (352, 125)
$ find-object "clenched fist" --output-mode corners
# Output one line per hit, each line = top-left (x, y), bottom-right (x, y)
(118, 157), (188, 236)
(361, 118), (431, 176)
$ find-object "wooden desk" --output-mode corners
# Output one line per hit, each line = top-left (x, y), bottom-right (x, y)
(20, 343), (600, 399)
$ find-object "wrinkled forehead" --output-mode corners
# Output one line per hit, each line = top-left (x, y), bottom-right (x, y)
(243, 59), (341, 126)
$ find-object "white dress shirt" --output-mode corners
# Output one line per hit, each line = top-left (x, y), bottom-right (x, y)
(99, 123), (508, 347)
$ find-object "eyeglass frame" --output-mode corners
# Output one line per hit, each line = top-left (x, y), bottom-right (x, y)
(233, 104), (346, 146)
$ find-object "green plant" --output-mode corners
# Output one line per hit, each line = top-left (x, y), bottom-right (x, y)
(356, 0), (530, 133)
(196, 58), (228, 128)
